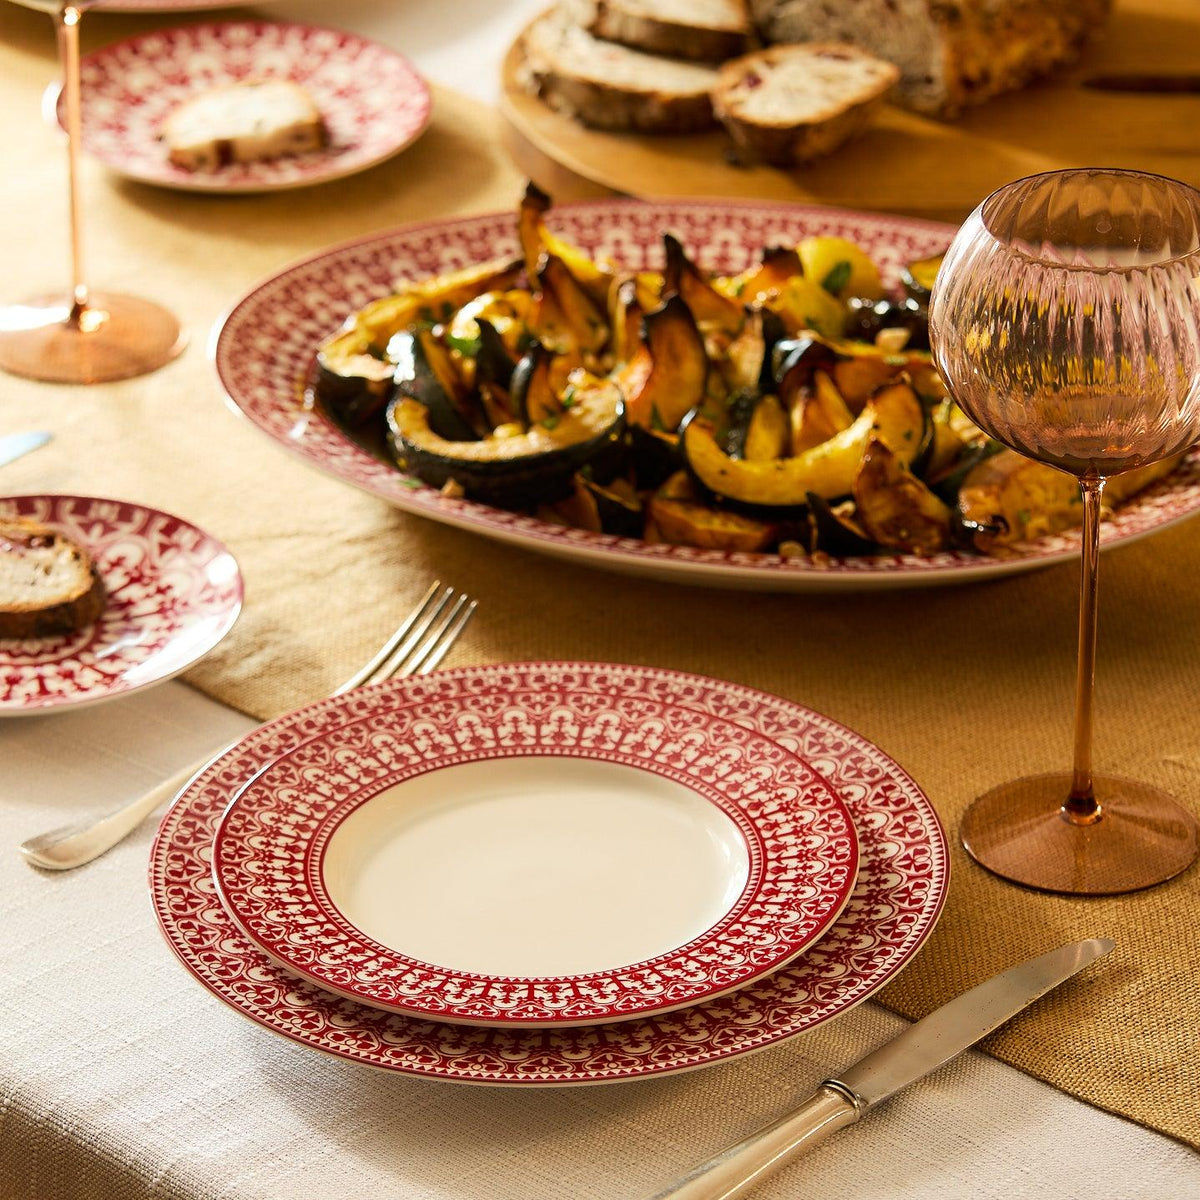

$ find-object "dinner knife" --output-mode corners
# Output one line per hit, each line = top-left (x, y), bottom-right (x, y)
(650, 937), (1115, 1200)
(0, 430), (52, 468)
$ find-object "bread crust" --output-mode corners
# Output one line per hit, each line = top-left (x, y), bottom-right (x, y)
(585, 0), (751, 62)
(0, 521), (107, 639)
(520, 12), (719, 133)
(713, 44), (898, 164)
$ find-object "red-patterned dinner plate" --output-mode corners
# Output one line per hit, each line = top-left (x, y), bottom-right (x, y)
(0, 495), (242, 715)
(61, 22), (430, 193)
(210, 671), (859, 1027)
(212, 199), (1200, 591)
(152, 663), (948, 1085)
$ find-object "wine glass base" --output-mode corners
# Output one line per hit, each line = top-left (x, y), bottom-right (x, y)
(961, 773), (1199, 895)
(0, 292), (186, 384)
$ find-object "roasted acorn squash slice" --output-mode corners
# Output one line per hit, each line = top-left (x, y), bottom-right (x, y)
(613, 296), (707, 432)
(854, 438), (951, 555)
(390, 328), (486, 442)
(648, 494), (777, 553)
(352, 256), (522, 349)
(662, 234), (744, 337)
(314, 327), (395, 427)
(683, 380), (926, 506)
(387, 380), (625, 508)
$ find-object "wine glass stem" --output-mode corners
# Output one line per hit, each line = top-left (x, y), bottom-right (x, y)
(56, 3), (88, 320)
(1066, 476), (1105, 821)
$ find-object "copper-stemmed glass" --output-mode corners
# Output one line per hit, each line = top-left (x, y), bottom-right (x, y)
(930, 168), (1200, 895)
(0, 1), (186, 383)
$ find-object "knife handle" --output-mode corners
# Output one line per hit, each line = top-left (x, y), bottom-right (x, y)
(649, 1082), (861, 1200)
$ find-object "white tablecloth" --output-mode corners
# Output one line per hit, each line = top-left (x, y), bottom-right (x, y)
(2, 1), (1198, 1196)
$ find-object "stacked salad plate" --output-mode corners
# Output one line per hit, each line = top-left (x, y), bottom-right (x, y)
(152, 662), (948, 1084)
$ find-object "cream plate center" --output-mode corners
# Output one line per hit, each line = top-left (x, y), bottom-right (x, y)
(320, 756), (751, 977)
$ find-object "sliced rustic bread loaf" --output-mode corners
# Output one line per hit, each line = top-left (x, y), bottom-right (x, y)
(520, 8), (720, 133)
(567, 0), (751, 62)
(713, 44), (898, 164)
(0, 518), (106, 639)
(163, 80), (326, 172)
(749, 0), (1111, 117)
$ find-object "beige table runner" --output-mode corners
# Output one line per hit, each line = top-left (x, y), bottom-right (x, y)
(3, 1), (1199, 1150)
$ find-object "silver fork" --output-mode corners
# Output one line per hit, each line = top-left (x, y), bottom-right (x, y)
(20, 582), (476, 872)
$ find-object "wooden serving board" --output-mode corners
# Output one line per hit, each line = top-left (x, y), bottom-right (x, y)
(501, 0), (1200, 221)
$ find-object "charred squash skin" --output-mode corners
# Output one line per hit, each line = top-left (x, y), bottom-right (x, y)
(613, 296), (708, 432)
(682, 379), (927, 507)
(386, 381), (626, 508)
(806, 493), (878, 556)
(854, 438), (951, 555)
(510, 340), (561, 428)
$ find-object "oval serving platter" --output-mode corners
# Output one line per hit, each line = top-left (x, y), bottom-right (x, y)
(212, 198), (1200, 591)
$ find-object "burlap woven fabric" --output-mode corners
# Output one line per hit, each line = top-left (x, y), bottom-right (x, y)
(2, 1), (1198, 1150)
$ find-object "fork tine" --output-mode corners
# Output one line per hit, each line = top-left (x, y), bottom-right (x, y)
(364, 588), (458, 685)
(417, 599), (476, 675)
(333, 581), (444, 696)
(395, 593), (469, 678)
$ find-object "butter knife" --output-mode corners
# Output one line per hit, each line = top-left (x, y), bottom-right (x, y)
(0, 431), (52, 468)
(650, 937), (1115, 1200)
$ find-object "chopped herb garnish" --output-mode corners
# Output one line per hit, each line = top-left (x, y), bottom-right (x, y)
(732, 279), (746, 297)
(561, 384), (577, 409)
(445, 332), (481, 358)
(820, 261), (852, 295)
(441, 301), (456, 319)
(903, 429), (913, 441)
(1016, 508), (1031, 526)
(417, 305), (436, 324)
(884, 354), (908, 366)
(399, 477), (424, 490)
(650, 406), (666, 432)
(541, 414), (561, 430)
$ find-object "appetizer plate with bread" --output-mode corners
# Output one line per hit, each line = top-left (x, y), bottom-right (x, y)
(154, 662), (947, 1083)
(213, 189), (1200, 592)
(61, 22), (431, 193)
(0, 495), (242, 716)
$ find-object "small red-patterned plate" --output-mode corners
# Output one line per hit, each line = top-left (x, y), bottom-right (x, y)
(152, 664), (948, 1084)
(61, 21), (431, 193)
(210, 671), (859, 1027)
(0, 495), (242, 716)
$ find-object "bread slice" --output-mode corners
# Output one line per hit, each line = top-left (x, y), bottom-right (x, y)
(520, 8), (720, 133)
(0, 518), (106, 639)
(163, 80), (327, 172)
(749, 0), (1111, 117)
(567, 0), (751, 62)
(713, 44), (898, 163)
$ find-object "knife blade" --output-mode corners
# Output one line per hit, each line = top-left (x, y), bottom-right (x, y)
(0, 430), (52, 469)
(649, 937), (1115, 1200)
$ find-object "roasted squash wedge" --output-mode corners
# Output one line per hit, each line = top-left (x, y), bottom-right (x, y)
(648, 493), (777, 552)
(682, 379), (926, 506)
(613, 296), (707, 432)
(854, 438), (951, 555)
(387, 379), (625, 508)
(719, 246), (803, 305)
(352, 256), (522, 348)
(725, 392), (790, 461)
(518, 182), (611, 306)
(662, 234), (743, 337)
(510, 341), (561, 428)
(535, 254), (609, 356)
(314, 327), (395, 427)
(390, 328), (485, 442)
